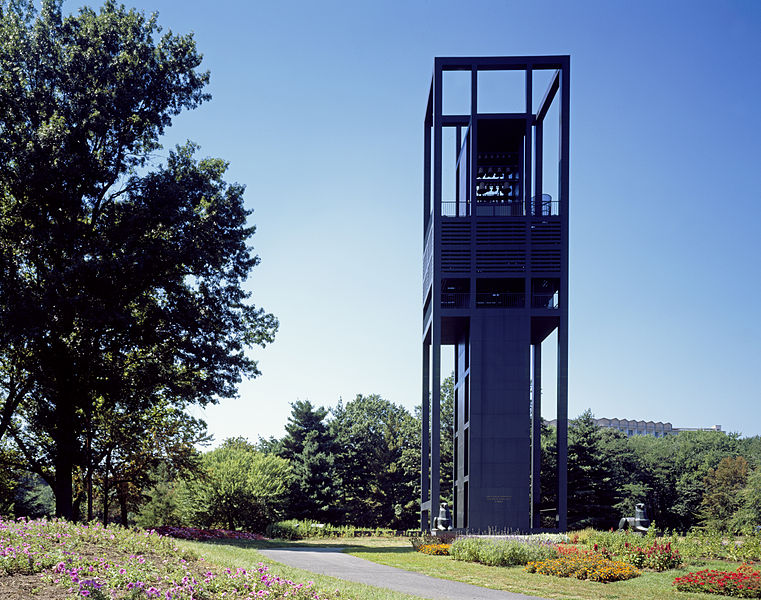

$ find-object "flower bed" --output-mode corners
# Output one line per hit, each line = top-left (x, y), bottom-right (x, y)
(0, 517), (339, 599)
(673, 564), (761, 597)
(417, 543), (451, 556)
(410, 532), (457, 552)
(525, 544), (640, 583)
(153, 525), (266, 541)
(618, 540), (682, 571)
(581, 527), (761, 563)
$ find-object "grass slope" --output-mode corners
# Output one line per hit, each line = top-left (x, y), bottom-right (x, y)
(175, 538), (422, 600)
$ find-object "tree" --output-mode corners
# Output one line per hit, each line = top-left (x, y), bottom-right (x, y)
(91, 402), (208, 525)
(185, 437), (292, 532)
(627, 430), (740, 530)
(731, 467), (761, 531)
(134, 463), (187, 528)
(331, 395), (418, 528)
(566, 410), (620, 529)
(539, 418), (558, 528)
(439, 375), (454, 507)
(0, 0), (277, 519)
(700, 456), (749, 531)
(277, 400), (339, 521)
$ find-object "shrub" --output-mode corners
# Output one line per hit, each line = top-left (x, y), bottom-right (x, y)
(673, 564), (761, 597)
(185, 439), (292, 533)
(265, 520), (303, 540)
(525, 546), (640, 583)
(450, 536), (558, 567)
(267, 519), (400, 540)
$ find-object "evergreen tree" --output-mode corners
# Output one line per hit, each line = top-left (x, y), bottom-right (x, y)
(539, 418), (559, 528)
(439, 375), (454, 507)
(278, 400), (338, 521)
(567, 410), (619, 529)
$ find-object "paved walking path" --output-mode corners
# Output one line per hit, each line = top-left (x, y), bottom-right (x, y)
(257, 547), (548, 600)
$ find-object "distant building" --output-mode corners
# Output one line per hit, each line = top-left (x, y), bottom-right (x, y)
(546, 418), (722, 438)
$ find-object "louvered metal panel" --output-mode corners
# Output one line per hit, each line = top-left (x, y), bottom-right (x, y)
(442, 249), (471, 272)
(476, 222), (525, 245)
(476, 248), (526, 273)
(531, 248), (561, 272)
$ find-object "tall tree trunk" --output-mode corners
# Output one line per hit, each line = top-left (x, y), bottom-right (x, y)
(118, 484), (129, 526)
(103, 448), (112, 526)
(54, 397), (75, 520)
(86, 412), (93, 522)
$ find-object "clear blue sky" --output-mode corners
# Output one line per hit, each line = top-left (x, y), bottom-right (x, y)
(65, 0), (761, 441)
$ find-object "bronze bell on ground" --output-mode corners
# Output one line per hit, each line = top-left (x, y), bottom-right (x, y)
(434, 502), (453, 531)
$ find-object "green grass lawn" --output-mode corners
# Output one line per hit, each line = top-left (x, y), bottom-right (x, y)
(344, 541), (742, 600)
(178, 536), (744, 600)
(174, 538), (420, 600)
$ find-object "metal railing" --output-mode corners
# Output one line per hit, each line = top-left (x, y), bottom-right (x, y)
(440, 195), (560, 217)
(441, 292), (469, 308)
(475, 292), (525, 308)
(475, 202), (525, 217)
(441, 202), (470, 217)
(532, 293), (559, 309)
(530, 194), (559, 216)
(441, 201), (526, 217)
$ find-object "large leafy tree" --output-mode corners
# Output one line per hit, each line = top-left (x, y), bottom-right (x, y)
(0, 0), (277, 519)
(628, 430), (740, 530)
(731, 466), (761, 531)
(331, 394), (418, 529)
(186, 437), (292, 532)
(700, 455), (749, 531)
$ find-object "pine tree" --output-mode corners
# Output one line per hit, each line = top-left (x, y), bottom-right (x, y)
(567, 410), (619, 529)
(278, 401), (339, 521)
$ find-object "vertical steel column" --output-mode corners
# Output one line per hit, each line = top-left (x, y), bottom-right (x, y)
(421, 82), (433, 531)
(534, 121), (543, 215)
(469, 67), (477, 310)
(429, 61), (444, 530)
(524, 67), (532, 217)
(421, 339), (430, 530)
(556, 59), (571, 532)
(424, 112), (432, 235)
(531, 342), (542, 529)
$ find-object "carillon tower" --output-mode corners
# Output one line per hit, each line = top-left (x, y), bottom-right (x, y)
(421, 56), (570, 532)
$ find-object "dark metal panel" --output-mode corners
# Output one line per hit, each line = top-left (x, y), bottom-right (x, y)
(442, 115), (471, 125)
(437, 56), (568, 71)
